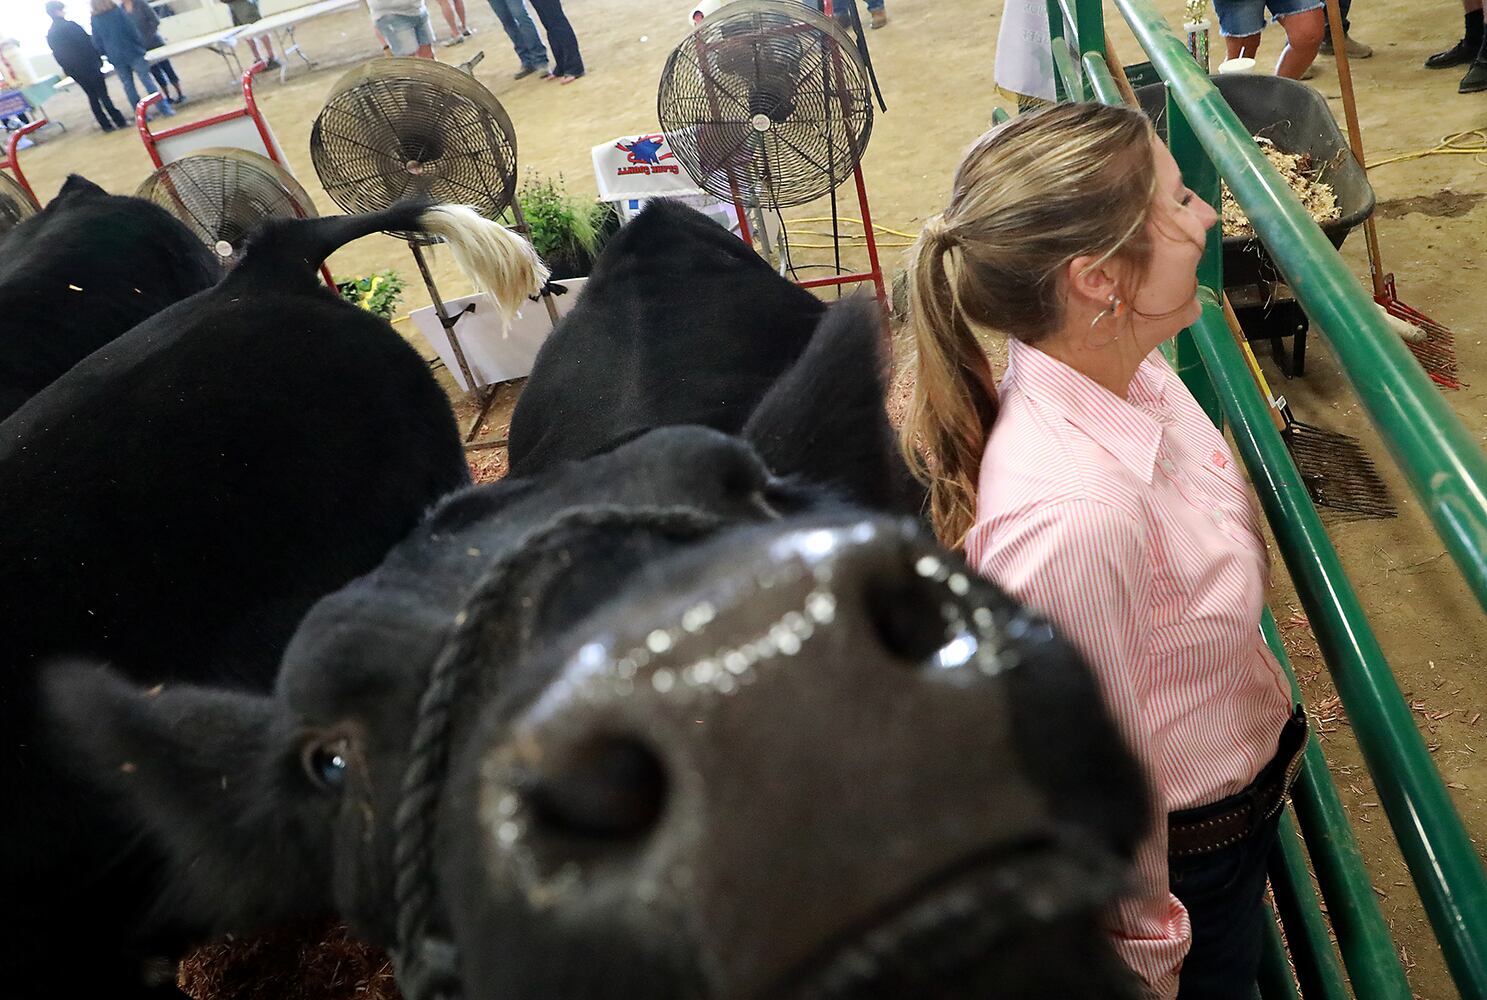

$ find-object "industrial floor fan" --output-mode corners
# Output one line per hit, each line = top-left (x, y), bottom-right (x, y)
(658, 0), (884, 301)
(0, 169), (39, 238)
(135, 148), (322, 271)
(309, 57), (553, 446)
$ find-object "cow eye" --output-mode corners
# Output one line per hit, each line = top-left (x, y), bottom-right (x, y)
(301, 738), (350, 793)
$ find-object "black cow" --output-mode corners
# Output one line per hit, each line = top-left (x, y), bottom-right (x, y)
(46, 282), (1149, 999)
(0, 174), (220, 419)
(506, 199), (829, 476)
(5, 200), (545, 998)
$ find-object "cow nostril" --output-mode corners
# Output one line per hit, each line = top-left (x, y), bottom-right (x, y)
(521, 735), (668, 840)
(864, 564), (954, 665)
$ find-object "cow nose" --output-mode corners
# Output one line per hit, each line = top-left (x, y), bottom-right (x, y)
(454, 518), (1135, 998)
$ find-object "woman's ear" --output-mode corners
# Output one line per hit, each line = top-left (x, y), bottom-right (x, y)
(1065, 255), (1121, 311)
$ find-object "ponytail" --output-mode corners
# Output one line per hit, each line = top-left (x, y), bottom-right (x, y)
(899, 222), (999, 550)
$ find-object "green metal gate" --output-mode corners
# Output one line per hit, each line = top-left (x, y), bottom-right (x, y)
(1027, 2), (1487, 996)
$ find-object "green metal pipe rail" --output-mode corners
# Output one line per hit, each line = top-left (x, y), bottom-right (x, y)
(1115, 0), (1487, 613)
(1035, 1), (1487, 995)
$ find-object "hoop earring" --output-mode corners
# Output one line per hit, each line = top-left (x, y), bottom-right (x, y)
(1090, 294), (1124, 330)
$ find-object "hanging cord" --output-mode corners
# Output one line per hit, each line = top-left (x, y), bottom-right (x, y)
(391, 504), (728, 1000)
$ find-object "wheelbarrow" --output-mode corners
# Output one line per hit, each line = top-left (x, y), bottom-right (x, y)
(1134, 74), (1377, 377)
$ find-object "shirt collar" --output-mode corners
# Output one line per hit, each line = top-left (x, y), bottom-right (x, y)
(1003, 338), (1166, 484)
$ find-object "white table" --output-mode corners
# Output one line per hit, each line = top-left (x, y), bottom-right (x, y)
(232, 0), (366, 82)
(60, 27), (246, 93)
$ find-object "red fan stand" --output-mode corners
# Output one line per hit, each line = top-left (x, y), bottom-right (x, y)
(136, 63), (334, 288)
(2, 119), (47, 204)
(700, 0), (886, 308)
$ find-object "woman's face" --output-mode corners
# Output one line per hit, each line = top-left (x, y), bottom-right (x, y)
(1125, 137), (1218, 348)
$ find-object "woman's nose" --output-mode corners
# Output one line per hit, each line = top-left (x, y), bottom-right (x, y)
(1197, 196), (1219, 232)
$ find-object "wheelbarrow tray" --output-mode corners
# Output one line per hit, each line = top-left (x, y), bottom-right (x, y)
(1133, 74), (1375, 290)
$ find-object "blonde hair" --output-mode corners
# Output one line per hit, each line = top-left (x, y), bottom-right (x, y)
(901, 102), (1160, 548)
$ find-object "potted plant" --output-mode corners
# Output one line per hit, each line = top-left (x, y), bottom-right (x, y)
(515, 173), (619, 280)
(337, 269), (407, 320)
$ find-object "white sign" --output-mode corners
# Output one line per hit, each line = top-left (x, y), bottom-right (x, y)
(410, 278), (587, 391)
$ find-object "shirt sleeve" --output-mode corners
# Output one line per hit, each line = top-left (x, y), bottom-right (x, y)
(971, 498), (1191, 999)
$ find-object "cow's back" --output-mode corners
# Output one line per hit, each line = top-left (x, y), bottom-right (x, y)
(0, 176), (219, 420)
(507, 200), (827, 474)
(0, 277), (469, 990)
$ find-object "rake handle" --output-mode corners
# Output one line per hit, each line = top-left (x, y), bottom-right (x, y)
(1323, 0), (1388, 299)
(1220, 292), (1289, 434)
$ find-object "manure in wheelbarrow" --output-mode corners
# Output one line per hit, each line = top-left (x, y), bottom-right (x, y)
(1222, 137), (1341, 238)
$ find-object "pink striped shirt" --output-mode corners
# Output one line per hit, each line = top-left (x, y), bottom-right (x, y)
(965, 339), (1293, 998)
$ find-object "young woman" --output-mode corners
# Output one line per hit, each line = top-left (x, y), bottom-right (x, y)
(89, 0), (173, 117)
(901, 102), (1305, 999)
(367, 0), (437, 57)
(120, 0), (185, 105)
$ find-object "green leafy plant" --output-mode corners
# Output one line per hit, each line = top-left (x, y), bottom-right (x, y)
(516, 173), (617, 275)
(337, 269), (406, 320)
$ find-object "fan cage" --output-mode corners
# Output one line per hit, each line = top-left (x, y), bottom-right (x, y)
(310, 58), (520, 240)
(0, 171), (40, 237)
(658, 0), (873, 210)
(135, 148), (319, 267)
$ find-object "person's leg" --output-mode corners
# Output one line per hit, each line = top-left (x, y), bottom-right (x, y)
(116, 63), (142, 112)
(1462, 5), (1487, 91)
(1273, 5), (1325, 77)
(97, 77), (128, 126)
(1214, 0), (1267, 59)
(1427, 0), (1484, 68)
(1320, 0), (1371, 57)
(134, 58), (173, 113)
(1169, 813), (1282, 999)
(453, 0), (470, 32)
(414, 11), (437, 58)
(529, 0), (582, 78)
(80, 75), (114, 130)
(499, 0), (549, 71)
(150, 62), (170, 92)
(434, 0), (462, 42)
(864, 0), (887, 28)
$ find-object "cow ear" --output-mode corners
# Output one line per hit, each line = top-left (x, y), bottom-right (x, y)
(743, 295), (923, 514)
(41, 662), (335, 932)
(56, 174), (106, 201)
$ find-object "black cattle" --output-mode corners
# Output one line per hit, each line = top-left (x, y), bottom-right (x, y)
(46, 288), (1149, 1000)
(0, 174), (220, 419)
(6, 199), (546, 998)
(506, 199), (829, 476)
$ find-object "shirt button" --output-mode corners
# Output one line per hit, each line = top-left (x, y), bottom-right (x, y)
(1160, 459), (1176, 474)
(1212, 510), (1225, 524)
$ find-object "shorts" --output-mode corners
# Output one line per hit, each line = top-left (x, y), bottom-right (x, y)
(1213, 0), (1322, 37)
(226, 0), (261, 26)
(376, 11), (434, 55)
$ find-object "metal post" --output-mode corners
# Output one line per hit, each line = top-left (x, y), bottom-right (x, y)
(1165, 98), (1224, 429)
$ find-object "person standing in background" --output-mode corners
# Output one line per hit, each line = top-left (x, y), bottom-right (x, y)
(221, 0), (279, 71)
(89, 0), (174, 117)
(120, 0), (186, 104)
(44, 0), (127, 131)
(368, 0), (436, 57)
(529, 0), (582, 82)
(1318, 0), (1372, 59)
(485, 0), (548, 78)
(433, 0), (473, 45)
(1425, 0), (1485, 92)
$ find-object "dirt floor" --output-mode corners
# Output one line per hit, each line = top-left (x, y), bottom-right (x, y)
(12, 0), (1485, 996)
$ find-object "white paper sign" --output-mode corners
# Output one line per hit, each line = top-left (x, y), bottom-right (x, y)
(410, 278), (588, 391)
(995, 0), (1056, 101)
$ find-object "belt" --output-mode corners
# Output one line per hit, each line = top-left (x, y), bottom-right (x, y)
(1167, 707), (1308, 859)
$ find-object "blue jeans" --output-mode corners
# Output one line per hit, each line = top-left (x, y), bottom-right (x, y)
(116, 56), (172, 116)
(486, 0), (548, 69)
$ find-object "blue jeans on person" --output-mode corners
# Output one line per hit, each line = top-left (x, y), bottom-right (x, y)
(116, 56), (173, 116)
(486, 0), (548, 69)
(1322, 0), (1350, 40)
(1167, 709), (1304, 1000)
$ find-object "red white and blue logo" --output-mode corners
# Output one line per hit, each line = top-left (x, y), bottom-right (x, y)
(614, 135), (680, 176)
